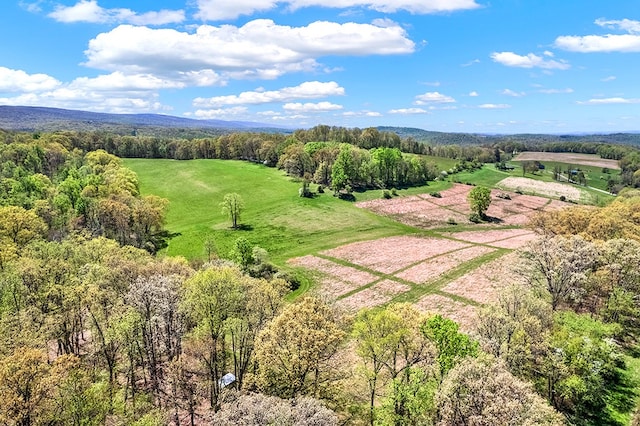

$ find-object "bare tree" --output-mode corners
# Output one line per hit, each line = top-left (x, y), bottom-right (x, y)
(521, 235), (598, 310)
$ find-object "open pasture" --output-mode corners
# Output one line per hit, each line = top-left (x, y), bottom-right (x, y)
(125, 158), (417, 263)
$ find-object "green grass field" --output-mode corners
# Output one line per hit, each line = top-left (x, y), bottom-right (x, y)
(125, 159), (424, 264)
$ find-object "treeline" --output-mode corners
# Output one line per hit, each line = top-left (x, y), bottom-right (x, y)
(494, 138), (633, 160)
(1, 126), (503, 163)
(0, 135), (168, 252)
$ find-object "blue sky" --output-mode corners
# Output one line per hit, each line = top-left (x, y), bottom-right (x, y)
(1, 0), (640, 133)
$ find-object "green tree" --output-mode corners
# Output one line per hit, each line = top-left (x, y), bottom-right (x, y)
(467, 186), (492, 219)
(421, 314), (479, 378)
(231, 237), (254, 271)
(371, 147), (402, 188)
(0, 206), (47, 248)
(255, 296), (344, 399)
(331, 144), (356, 192)
(352, 304), (434, 425)
(220, 193), (244, 229)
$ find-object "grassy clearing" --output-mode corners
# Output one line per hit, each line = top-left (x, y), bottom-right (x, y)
(452, 166), (512, 187)
(125, 158), (417, 264)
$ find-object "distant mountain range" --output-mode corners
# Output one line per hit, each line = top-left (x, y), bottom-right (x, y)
(2, 106), (640, 146)
(0, 106), (289, 134)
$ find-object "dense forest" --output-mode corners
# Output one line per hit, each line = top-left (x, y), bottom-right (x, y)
(2, 127), (640, 425)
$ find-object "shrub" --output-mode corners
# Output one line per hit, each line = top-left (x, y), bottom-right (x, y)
(447, 217), (458, 225)
(559, 195), (566, 202)
(391, 188), (398, 196)
(317, 185), (324, 193)
(382, 190), (392, 199)
(496, 193), (511, 200)
(430, 191), (442, 198)
(469, 212), (483, 223)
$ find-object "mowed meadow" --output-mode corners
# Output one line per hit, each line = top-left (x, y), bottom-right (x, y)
(125, 158), (443, 264)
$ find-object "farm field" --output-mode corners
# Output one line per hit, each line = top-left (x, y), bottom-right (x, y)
(513, 151), (621, 170)
(289, 183), (557, 330)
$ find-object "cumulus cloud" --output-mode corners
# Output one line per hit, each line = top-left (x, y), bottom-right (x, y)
(602, 76), (616, 82)
(491, 52), (570, 70)
(388, 108), (428, 114)
(578, 97), (640, 105)
(49, 0), (185, 25)
(83, 20), (414, 81)
(0, 67), (177, 113)
(468, 91), (479, 97)
(69, 72), (190, 91)
(0, 67), (61, 92)
(283, 101), (343, 112)
(193, 81), (344, 107)
(194, 0), (481, 21)
(478, 103), (511, 109)
(414, 91), (456, 104)
(555, 18), (640, 53)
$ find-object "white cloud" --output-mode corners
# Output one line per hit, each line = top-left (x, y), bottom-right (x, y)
(490, 51), (570, 70)
(194, 0), (277, 21)
(478, 103), (511, 109)
(193, 81), (344, 107)
(468, 91), (478, 97)
(343, 110), (382, 117)
(0, 89), (169, 114)
(602, 76), (616, 82)
(555, 18), (640, 53)
(283, 101), (343, 112)
(49, 0), (185, 25)
(193, 107), (249, 118)
(388, 108), (428, 114)
(69, 72), (189, 91)
(84, 21), (414, 81)
(595, 18), (640, 34)
(20, 1), (43, 13)
(194, 0), (481, 21)
(462, 59), (480, 67)
(0, 67), (61, 92)
(0, 68), (179, 113)
(414, 91), (456, 104)
(555, 34), (640, 53)
(538, 88), (574, 94)
(578, 97), (640, 105)
(501, 88), (525, 97)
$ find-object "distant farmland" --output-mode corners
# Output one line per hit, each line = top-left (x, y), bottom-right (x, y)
(513, 152), (620, 170)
